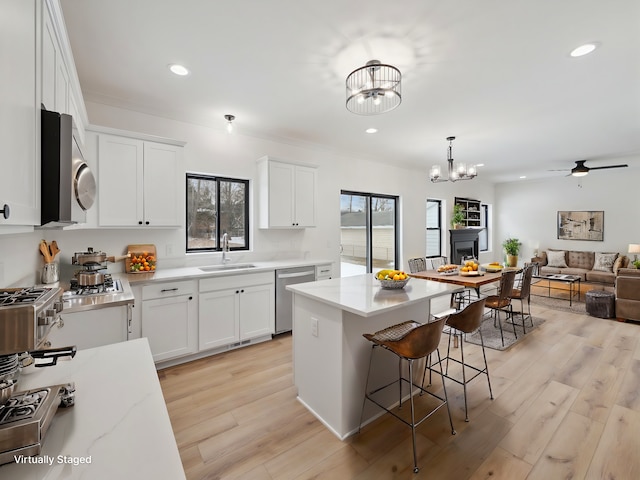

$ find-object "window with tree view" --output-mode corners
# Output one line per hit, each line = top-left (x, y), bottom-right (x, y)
(186, 174), (249, 252)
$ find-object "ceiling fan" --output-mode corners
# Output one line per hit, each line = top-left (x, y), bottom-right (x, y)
(551, 160), (629, 177)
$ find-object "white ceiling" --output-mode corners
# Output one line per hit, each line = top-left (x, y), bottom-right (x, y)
(60, 0), (640, 183)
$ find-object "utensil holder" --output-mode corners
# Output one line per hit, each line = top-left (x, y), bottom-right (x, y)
(41, 263), (59, 284)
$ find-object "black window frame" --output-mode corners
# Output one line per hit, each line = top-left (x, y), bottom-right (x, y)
(340, 190), (400, 272)
(185, 173), (250, 253)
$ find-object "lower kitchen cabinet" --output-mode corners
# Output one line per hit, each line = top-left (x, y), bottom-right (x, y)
(49, 305), (130, 350)
(199, 272), (274, 351)
(141, 280), (197, 362)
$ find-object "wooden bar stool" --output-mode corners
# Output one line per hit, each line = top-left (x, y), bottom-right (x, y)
(359, 317), (456, 474)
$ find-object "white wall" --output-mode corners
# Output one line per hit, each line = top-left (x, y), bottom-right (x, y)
(494, 163), (640, 261)
(1, 101), (496, 285)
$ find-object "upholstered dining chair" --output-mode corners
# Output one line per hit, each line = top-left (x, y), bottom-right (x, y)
(407, 257), (427, 273)
(511, 263), (535, 333)
(484, 269), (518, 347)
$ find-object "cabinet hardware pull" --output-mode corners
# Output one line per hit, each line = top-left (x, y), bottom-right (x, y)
(0, 204), (10, 220)
(138, 221), (143, 225)
(145, 221), (150, 225)
(240, 289), (244, 293)
(188, 296), (193, 300)
(235, 290), (240, 294)
(161, 288), (179, 292)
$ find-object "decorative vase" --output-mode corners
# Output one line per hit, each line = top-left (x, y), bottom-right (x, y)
(506, 254), (518, 267)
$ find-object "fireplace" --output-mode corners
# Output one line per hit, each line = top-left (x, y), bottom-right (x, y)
(449, 228), (483, 264)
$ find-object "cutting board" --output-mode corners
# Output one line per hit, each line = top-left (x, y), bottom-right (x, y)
(125, 244), (157, 274)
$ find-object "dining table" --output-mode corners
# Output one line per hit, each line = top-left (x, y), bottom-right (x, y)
(408, 269), (509, 305)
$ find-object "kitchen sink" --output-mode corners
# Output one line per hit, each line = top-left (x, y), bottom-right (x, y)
(198, 264), (257, 272)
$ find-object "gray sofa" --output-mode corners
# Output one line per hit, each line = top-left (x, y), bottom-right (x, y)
(531, 249), (629, 288)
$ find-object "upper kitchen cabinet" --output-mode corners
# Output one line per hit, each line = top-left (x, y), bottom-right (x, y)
(0, 0), (39, 231)
(40, 0), (87, 145)
(257, 156), (317, 228)
(97, 130), (185, 228)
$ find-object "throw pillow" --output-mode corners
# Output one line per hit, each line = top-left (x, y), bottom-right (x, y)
(593, 252), (618, 272)
(547, 250), (568, 268)
(613, 255), (625, 274)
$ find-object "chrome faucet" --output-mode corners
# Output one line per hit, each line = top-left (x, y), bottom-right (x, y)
(221, 232), (231, 264)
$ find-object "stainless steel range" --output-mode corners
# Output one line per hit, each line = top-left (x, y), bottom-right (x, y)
(0, 287), (64, 355)
(0, 383), (75, 465)
(0, 286), (77, 465)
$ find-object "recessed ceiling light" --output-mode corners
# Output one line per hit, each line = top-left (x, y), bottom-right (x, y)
(365, 128), (378, 134)
(570, 43), (597, 57)
(475, 163), (484, 167)
(520, 175), (527, 179)
(169, 64), (190, 76)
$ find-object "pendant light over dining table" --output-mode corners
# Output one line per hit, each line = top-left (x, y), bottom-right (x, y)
(346, 60), (402, 115)
(430, 136), (478, 183)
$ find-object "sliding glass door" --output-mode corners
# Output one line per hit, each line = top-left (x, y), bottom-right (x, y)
(340, 191), (399, 277)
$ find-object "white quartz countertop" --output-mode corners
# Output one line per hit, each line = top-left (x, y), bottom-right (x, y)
(126, 258), (332, 285)
(286, 273), (462, 317)
(2, 338), (186, 480)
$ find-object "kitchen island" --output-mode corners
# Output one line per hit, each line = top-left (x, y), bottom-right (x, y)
(2, 338), (185, 479)
(287, 273), (462, 439)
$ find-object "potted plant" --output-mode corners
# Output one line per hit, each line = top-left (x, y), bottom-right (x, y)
(451, 204), (465, 229)
(502, 237), (521, 267)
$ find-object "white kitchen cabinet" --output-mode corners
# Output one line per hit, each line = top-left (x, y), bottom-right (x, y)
(199, 272), (274, 350)
(48, 305), (130, 350)
(315, 263), (333, 281)
(257, 157), (317, 228)
(97, 132), (184, 227)
(141, 280), (197, 362)
(40, 0), (87, 144)
(0, 0), (39, 231)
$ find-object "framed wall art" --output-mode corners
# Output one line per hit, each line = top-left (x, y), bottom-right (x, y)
(557, 210), (604, 241)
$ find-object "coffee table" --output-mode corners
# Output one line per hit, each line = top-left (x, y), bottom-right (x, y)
(531, 274), (581, 306)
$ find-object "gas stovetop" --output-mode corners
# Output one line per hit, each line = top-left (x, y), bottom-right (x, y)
(0, 383), (75, 465)
(0, 287), (58, 307)
(63, 274), (123, 298)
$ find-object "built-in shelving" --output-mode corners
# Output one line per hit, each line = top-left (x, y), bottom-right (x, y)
(454, 197), (481, 227)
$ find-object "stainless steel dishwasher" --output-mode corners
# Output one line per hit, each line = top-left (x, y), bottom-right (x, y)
(275, 266), (316, 334)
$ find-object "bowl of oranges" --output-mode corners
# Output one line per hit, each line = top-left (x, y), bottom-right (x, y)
(376, 269), (410, 289)
(459, 260), (481, 276)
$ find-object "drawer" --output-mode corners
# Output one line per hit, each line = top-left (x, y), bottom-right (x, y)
(200, 272), (274, 292)
(316, 264), (332, 279)
(142, 280), (197, 300)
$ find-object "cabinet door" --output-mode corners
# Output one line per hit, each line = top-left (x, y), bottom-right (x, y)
(239, 284), (274, 340)
(199, 289), (239, 350)
(0, 0), (39, 229)
(50, 306), (129, 350)
(143, 142), (182, 226)
(142, 294), (196, 362)
(293, 165), (316, 227)
(98, 134), (144, 226)
(41, 6), (57, 112)
(268, 161), (295, 227)
(55, 56), (69, 114)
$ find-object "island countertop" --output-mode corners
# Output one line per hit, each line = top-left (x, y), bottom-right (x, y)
(286, 273), (463, 317)
(2, 338), (185, 480)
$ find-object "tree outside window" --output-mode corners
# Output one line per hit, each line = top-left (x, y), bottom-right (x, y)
(186, 174), (249, 252)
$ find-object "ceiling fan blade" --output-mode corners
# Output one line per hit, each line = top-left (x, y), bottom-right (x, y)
(587, 164), (628, 170)
(547, 169), (570, 171)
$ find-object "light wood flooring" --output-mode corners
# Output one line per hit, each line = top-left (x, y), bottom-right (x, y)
(158, 298), (640, 479)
